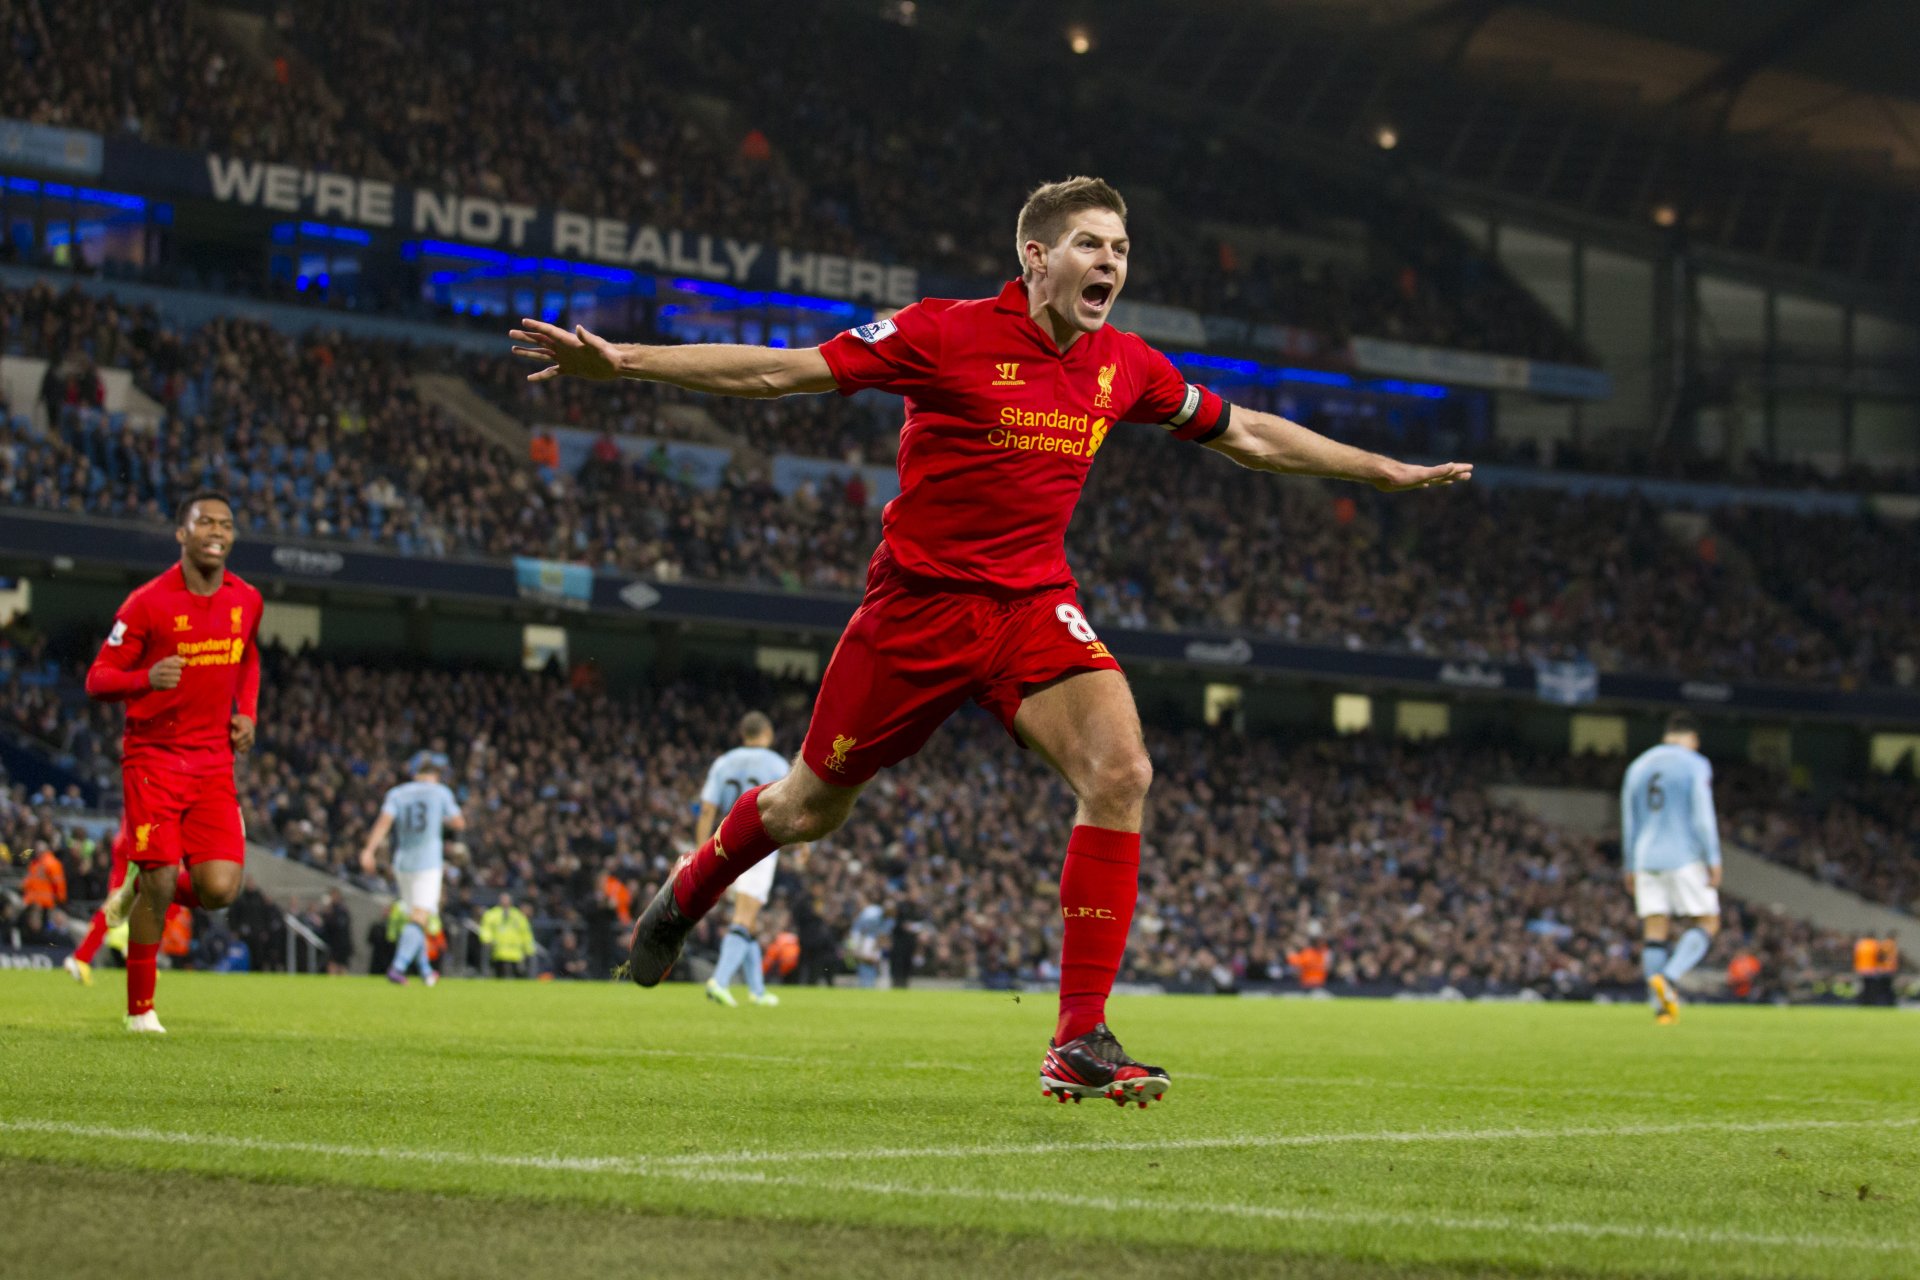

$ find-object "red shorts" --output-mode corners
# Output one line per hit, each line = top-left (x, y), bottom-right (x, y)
(107, 823), (131, 891)
(800, 545), (1123, 785)
(120, 761), (245, 870)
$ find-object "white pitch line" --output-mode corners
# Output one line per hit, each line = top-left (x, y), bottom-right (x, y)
(0, 1117), (1909, 1257)
(653, 1165), (1920, 1257)
(641, 1116), (1920, 1170)
(4, 1114), (1913, 1173)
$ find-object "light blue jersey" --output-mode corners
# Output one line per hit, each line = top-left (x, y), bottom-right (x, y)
(700, 746), (789, 813)
(1620, 744), (1720, 874)
(382, 779), (463, 873)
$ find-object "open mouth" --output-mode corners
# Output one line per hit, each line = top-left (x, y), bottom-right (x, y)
(1081, 282), (1114, 313)
(204, 542), (227, 556)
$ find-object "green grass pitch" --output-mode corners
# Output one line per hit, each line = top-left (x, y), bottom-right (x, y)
(2, 973), (1915, 1280)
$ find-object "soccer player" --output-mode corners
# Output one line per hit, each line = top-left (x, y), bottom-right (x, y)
(63, 824), (184, 987)
(696, 711), (798, 1008)
(511, 177), (1470, 1107)
(86, 492), (263, 1033)
(1620, 712), (1723, 1025)
(358, 751), (465, 986)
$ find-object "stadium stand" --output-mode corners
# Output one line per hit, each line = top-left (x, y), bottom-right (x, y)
(2, 0), (1586, 363)
(0, 645), (1874, 989)
(1, 280), (1902, 687)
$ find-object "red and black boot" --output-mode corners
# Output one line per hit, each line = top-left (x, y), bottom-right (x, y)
(1040, 1022), (1170, 1108)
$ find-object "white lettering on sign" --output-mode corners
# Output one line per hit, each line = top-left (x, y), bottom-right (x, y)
(199, 155), (916, 302)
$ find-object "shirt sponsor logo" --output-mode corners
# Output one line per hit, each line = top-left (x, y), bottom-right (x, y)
(107, 621), (127, 647)
(175, 637), (246, 668)
(851, 318), (896, 344)
(270, 546), (346, 576)
(824, 734), (857, 773)
(1094, 362), (1117, 410)
(989, 407), (1112, 458)
(992, 362), (1024, 387)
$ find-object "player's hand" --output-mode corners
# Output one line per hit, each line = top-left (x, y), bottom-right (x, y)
(147, 655), (184, 690)
(509, 319), (623, 382)
(229, 714), (256, 753)
(1623, 873), (1636, 895)
(1708, 864), (1723, 889)
(359, 849), (378, 877)
(1372, 460), (1473, 492)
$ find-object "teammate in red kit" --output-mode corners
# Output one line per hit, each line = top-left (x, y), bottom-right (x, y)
(86, 491), (264, 1033)
(511, 178), (1470, 1106)
(62, 823), (185, 987)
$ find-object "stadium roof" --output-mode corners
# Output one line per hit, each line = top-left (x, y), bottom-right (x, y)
(1319, 0), (1920, 185)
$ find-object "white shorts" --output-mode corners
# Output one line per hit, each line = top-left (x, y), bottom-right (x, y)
(1635, 863), (1719, 919)
(395, 867), (444, 914)
(730, 850), (780, 907)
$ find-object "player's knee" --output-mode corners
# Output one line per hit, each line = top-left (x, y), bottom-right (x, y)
(137, 866), (177, 904)
(1083, 749), (1153, 809)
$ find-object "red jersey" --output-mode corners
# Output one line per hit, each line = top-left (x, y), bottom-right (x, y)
(819, 279), (1229, 592)
(85, 564), (264, 774)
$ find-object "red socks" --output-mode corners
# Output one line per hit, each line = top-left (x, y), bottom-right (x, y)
(1055, 824), (1142, 1044)
(672, 785), (779, 920)
(172, 868), (202, 911)
(127, 941), (159, 1015)
(74, 911), (108, 965)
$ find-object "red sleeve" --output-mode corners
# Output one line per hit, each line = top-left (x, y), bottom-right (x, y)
(816, 303), (942, 397)
(1119, 337), (1230, 443)
(85, 596), (151, 702)
(235, 599), (262, 718)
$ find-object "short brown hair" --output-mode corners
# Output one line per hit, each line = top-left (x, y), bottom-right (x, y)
(739, 711), (773, 741)
(1015, 177), (1128, 275)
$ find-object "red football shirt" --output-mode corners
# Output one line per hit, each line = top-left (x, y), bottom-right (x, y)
(85, 564), (264, 774)
(819, 279), (1229, 592)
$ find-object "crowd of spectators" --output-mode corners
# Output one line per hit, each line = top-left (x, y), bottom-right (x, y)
(5, 280), (1910, 688)
(0, 631), (1897, 982)
(2, 0), (1583, 363)
(173, 650), (1863, 994)
(1714, 506), (1920, 689)
(1724, 769), (1920, 916)
(1, 0), (378, 175)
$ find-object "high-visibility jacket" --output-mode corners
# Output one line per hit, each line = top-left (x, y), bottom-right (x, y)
(1855, 937), (1897, 977)
(1287, 945), (1330, 988)
(22, 850), (66, 908)
(480, 905), (534, 963)
(162, 908), (191, 958)
(602, 874), (633, 926)
(1726, 952), (1762, 998)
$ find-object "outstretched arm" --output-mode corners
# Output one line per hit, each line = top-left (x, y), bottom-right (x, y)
(1206, 406), (1473, 491)
(510, 319), (838, 399)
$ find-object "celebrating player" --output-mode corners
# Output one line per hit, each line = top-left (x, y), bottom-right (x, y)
(1621, 712), (1724, 1024)
(512, 177), (1471, 1106)
(358, 751), (466, 986)
(697, 711), (801, 1009)
(63, 824), (184, 987)
(86, 492), (263, 1033)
